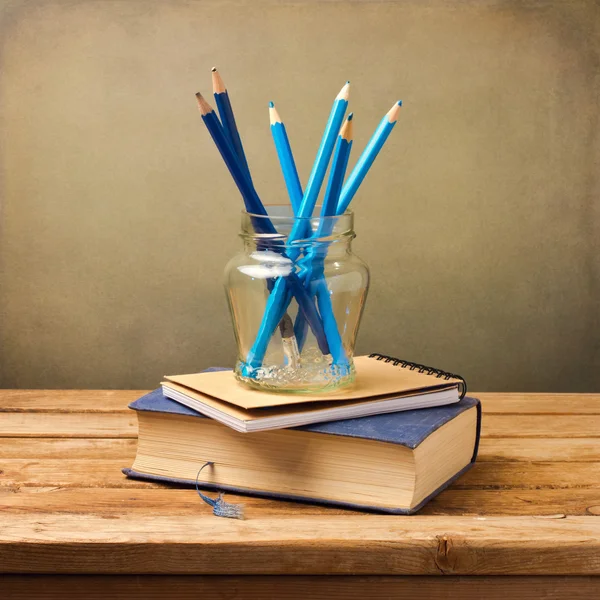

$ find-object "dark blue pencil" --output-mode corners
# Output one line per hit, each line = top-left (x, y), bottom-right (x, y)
(211, 68), (252, 183)
(195, 93), (329, 357)
(196, 93), (264, 217)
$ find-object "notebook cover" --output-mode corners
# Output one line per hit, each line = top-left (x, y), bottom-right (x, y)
(124, 386), (481, 514)
(163, 355), (464, 409)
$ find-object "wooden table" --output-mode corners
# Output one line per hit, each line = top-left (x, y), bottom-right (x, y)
(1, 391), (599, 599)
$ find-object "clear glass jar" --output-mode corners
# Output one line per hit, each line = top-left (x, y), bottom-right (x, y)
(224, 205), (369, 392)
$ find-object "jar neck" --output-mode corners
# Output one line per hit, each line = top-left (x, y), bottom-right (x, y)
(240, 206), (356, 255)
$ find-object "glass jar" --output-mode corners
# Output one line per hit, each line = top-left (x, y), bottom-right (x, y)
(223, 205), (369, 392)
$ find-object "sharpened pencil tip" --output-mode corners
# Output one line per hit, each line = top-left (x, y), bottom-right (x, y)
(336, 81), (351, 101)
(195, 92), (214, 116)
(340, 113), (354, 140)
(386, 101), (402, 123)
(397, 100), (403, 106)
(269, 102), (282, 125)
(211, 68), (226, 93)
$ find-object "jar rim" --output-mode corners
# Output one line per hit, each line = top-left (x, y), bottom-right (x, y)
(243, 204), (353, 222)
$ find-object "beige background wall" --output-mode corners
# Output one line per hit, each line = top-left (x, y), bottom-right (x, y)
(0, 0), (599, 391)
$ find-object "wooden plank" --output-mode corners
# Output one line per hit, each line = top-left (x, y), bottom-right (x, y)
(1, 458), (599, 490)
(2, 390), (600, 423)
(456, 461), (600, 489)
(0, 487), (357, 516)
(1, 486), (599, 517)
(0, 438), (137, 459)
(0, 390), (145, 413)
(477, 393), (600, 414)
(0, 459), (158, 488)
(422, 488), (600, 516)
(1, 575), (599, 599)
(479, 438), (600, 462)
(1, 513), (599, 574)
(2, 436), (598, 463)
(2, 390), (600, 415)
(480, 415), (600, 438)
(0, 413), (137, 438)
(3, 411), (600, 439)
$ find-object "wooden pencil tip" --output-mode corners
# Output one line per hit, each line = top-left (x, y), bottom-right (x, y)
(269, 103), (282, 125)
(211, 69), (226, 94)
(340, 113), (354, 140)
(195, 92), (214, 116)
(387, 101), (402, 123)
(397, 100), (403, 107)
(336, 81), (350, 102)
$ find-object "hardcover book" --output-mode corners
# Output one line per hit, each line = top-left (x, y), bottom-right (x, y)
(124, 388), (481, 514)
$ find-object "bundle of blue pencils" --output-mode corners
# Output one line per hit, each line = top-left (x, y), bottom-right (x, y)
(196, 68), (401, 377)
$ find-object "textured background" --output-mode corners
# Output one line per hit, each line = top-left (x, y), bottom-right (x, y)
(0, 0), (599, 391)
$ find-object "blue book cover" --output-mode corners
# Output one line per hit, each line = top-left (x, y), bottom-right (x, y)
(123, 385), (481, 514)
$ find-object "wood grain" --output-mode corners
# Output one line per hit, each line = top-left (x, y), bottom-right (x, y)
(1, 513), (599, 574)
(2, 575), (600, 599)
(0, 438), (137, 459)
(477, 393), (600, 414)
(2, 486), (599, 517)
(3, 390), (600, 415)
(2, 458), (599, 489)
(1, 390), (599, 580)
(3, 411), (600, 439)
(479, 438), (600, 462)
(0, 390), (145, 412)
(3, 436), (599, 462)
(0, 413), (137, 437)
(480, 414), (600, 438)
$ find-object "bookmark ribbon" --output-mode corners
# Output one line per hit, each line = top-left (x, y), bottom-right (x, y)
(195, 462), (244, 519)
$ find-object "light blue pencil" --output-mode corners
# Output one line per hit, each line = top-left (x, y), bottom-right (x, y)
(336, 100), (402, 215)
(245, 82), (350, 372)
(294, 114), (354, 357)
(269, 102), (303, 215)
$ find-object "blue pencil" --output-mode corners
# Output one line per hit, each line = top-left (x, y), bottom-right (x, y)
(294, 114), (354, 357)
(269, 102), (303, 215)
(297, 81), (350, 221)
(195, 93), (329, 357)
(211, 68), (252, 183)
(321, 113), (354, 219)
(196, 93), (266, 216)
(245, 82), (350, 369)
(337, 100), (402, 215)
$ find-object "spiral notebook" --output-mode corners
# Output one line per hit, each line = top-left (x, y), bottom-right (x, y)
(161, 354), (467, 432)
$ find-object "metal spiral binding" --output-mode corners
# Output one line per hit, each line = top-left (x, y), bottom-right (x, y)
(368, 353), (467, 400)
